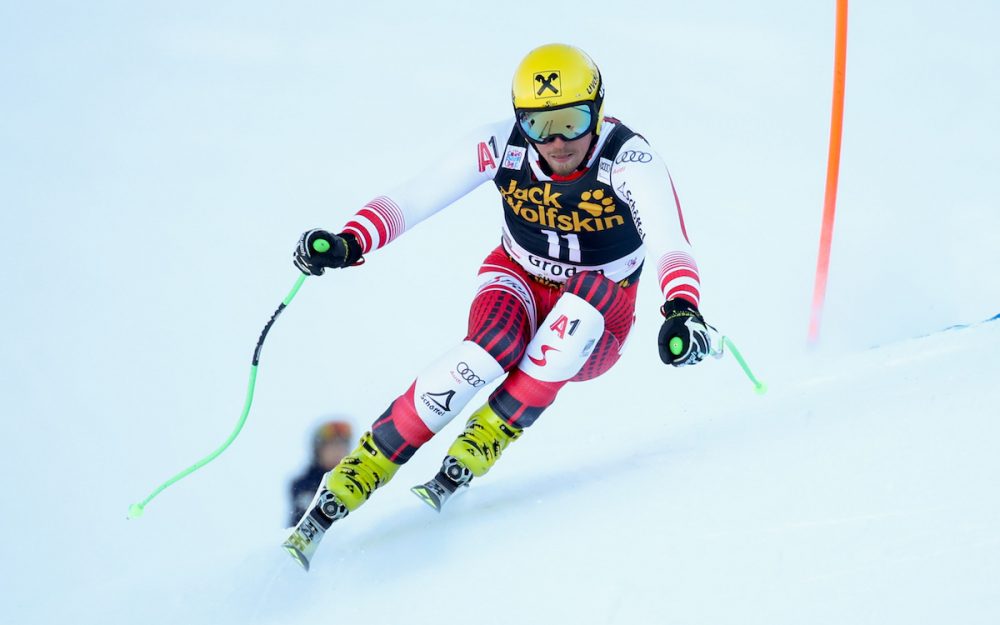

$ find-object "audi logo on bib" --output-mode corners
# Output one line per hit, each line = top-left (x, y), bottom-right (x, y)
(614, 150), (652, 164)
(454, 362), (486, 387)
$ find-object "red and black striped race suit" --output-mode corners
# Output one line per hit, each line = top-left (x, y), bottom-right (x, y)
(335, 117), (701, 463)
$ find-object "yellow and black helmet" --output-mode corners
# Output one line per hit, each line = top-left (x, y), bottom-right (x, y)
(511, 43), (605, 144)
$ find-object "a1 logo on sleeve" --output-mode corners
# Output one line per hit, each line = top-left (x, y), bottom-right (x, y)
(477, 139), (498, 173)
(502, 145), (526, 170)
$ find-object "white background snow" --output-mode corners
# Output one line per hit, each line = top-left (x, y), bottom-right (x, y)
(2, 1), (998, 624)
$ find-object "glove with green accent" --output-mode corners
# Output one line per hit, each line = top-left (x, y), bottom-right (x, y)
(293, 229), (362, 276)
(658, 298), (711, 366)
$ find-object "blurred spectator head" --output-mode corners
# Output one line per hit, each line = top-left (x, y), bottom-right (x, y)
(313, 420), (353, 470)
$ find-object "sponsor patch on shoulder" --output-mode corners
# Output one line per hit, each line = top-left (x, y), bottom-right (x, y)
(597, 157), (613, 184)
(502, 145), (526, 170)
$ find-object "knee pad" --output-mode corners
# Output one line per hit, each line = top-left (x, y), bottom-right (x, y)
(411, 340), (505, 433)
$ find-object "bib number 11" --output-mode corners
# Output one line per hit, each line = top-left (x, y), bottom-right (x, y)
(542, 230), (581, 263)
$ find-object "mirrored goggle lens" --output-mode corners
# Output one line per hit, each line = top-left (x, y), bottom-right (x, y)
(518, 104), (593, 143)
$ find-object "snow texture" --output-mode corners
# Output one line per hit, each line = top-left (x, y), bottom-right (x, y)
(1, 1), (998, 624)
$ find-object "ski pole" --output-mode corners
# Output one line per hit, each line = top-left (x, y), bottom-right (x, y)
(723, 336), (767, 394)
(678, 326), (767, 395)
(128, 260), (316, 520)
(715, 334), (767, 395)
(669, 329), (765, 394)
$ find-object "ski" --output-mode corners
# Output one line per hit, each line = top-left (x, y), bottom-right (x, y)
(411, 456), (472, 513)
(411, 474), (462, 512)
(282, 481), (348, 571)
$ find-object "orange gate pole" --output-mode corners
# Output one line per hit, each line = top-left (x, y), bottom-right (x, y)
(808, 0), (849, 345)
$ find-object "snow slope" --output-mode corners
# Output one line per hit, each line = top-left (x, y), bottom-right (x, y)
(35, 318), (1000, 625)
(2, 1), (998, 624)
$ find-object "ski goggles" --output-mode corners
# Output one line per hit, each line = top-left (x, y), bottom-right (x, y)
(516, 102), (597, 143)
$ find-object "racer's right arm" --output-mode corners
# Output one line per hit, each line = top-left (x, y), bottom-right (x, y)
(338, 119), (513, 256)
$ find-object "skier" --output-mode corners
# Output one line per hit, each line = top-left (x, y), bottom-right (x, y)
(287, 420), (352, 527)
(284, 43), (711, 568)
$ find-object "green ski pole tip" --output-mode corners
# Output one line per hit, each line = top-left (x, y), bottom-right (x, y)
(754, 382), (768, 395)
(127, 503), (144, 520)
(312, 239), (331, 253)
(669, 336), (684, 356)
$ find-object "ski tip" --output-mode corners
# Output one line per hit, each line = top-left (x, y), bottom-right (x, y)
(410, 485), (443, 512)
(282, 542), (311, 572)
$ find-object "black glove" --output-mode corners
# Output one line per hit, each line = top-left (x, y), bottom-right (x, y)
(658, 298), (711, 366)
(293, 229), (362, 276)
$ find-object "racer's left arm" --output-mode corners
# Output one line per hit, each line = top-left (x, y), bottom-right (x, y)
(609, 135), (711, 366)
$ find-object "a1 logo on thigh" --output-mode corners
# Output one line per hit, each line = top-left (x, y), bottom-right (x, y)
(548, 314), (580, 339)
(520, 293), (605, 382)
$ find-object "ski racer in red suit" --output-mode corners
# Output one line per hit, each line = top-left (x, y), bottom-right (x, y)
(282, 44), (712, 569)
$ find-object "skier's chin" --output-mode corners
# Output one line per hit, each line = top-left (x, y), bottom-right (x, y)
(548, 162), (578, 176)
(536, 133), (591, 176)
(542, 154), (584, 176)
